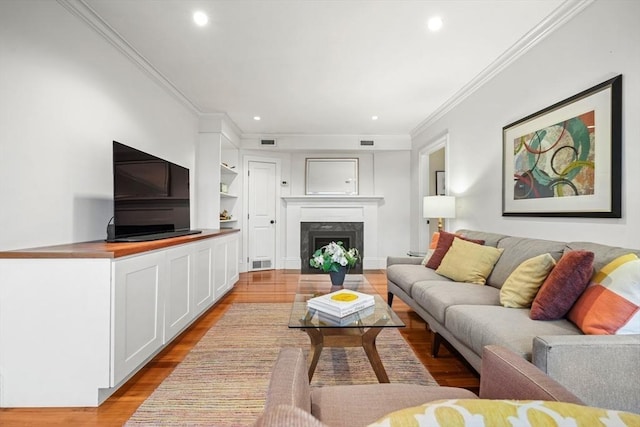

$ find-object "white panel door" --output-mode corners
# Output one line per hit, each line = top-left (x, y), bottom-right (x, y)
(248, 161), (277, 271)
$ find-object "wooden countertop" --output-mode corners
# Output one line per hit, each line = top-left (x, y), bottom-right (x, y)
(0, 229), (240, 259)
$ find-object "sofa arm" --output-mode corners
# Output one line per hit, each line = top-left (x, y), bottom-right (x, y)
(532, 334), (640, 413)
(479, 345), (583, 404)
(386, 256), (423, 267)
(263, 348), (312, 414)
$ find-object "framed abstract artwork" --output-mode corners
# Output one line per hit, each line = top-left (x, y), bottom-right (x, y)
(502, 75), (622, 217)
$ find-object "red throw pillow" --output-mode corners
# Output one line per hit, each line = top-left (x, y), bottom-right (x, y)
(530, 250), (594, 320)
(425, 231), (485, 270)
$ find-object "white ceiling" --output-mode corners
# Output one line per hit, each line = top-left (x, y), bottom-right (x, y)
(83, 0), (568, 137)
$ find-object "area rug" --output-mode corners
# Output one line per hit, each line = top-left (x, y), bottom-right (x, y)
(126, 303), (437, 426)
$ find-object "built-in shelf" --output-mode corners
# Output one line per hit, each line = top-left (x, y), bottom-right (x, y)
(220, 163), (239, 230)
(220, 164), (238, 175)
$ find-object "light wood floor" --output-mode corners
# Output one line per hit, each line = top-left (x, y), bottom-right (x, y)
(0, 270), (479, 426)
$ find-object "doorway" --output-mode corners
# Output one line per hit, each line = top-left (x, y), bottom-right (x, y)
(418, 134), (448, 251)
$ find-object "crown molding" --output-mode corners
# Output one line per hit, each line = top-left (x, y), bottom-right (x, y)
(57, 0), (202, 115)
(410, 0), (595, 139)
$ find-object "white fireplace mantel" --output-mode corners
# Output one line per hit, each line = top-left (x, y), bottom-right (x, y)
(282, 195), (385, 270)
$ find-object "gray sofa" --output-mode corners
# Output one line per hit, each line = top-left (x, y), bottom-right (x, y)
(386, 229), (640, 413)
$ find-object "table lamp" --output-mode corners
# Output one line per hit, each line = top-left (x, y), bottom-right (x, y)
(423, 196), (456, 232)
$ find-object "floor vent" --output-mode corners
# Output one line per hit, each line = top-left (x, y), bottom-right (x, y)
(252, 260), (272, 269)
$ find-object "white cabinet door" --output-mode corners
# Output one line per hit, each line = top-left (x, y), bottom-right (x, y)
(164, 245), (195, 343)
(214, 238), (228, 297)
(214, 233), (240, 298)
(227, 234), (239, 284)
(194, 240), (215, 313)
(112, 251), (165, 386)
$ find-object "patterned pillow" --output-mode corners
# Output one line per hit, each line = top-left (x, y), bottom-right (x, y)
(420, 232), (440, 266)
(367, 399), (640, 427)
(568, 253), (640, 335)
(500, 253), (556, 308)
(530, 250), (595, 320)
(420, 249), (435, 266)
(425, 231), (484, 270)
(435, 238), (503, 285)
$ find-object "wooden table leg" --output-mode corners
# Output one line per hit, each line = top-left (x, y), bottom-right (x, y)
(302, 325), (390, 383)
(362, 327), (389, 383)
(303, 328), (324, 382)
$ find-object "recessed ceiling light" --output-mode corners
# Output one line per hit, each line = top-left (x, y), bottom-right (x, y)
(193, 11), (209, 26)
(427, 16), (443, 32)
(371, 116), (379, 121)
(253, 116), (261, 121)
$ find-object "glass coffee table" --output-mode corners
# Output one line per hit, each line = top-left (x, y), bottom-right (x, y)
(288, 274), (405, 383)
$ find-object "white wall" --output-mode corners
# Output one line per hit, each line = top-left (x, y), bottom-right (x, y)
(240, 148), (411, 268)
(0, 1), (198, 251)
(411, 0), (640, 249)
(374, 151), (411, 260)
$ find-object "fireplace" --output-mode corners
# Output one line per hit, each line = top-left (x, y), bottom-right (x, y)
(301, 222), (364, 274)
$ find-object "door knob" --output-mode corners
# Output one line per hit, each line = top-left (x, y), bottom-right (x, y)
(270, 220), (276, 224)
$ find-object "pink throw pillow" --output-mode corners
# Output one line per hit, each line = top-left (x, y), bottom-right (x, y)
(425, 231), (485, 270)
(530, 250), (594, 320)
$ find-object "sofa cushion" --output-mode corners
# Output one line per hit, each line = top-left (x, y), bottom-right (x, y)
(444, 305), (581, 360)
(387, 264), (450, 296)
(456, 229), (507, 248)
(367, 399), (640, 427)
(425, 231), (485, 270)
(566, 241), (640, 272)
(412, 282), (500, 324)
(530, 250), (595, 320)
(435, 238), (504, 285)
(568, 253), (640, 335)
(311, 384), (476, 427)
(487, 236), (566, 290)
(499, 253), (556, 308)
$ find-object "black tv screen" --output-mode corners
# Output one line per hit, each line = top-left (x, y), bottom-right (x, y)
(110, 141), (200, 242)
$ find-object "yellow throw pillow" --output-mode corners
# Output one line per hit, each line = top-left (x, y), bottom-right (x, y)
(435, 237), (503, 285)
(367, 399), (640, 427)
(500, 253), (556, 308)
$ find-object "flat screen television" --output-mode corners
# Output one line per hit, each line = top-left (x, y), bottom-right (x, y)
(109, 141), (201, 242)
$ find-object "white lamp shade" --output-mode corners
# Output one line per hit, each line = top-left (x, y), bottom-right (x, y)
(423, 196), (456, 219)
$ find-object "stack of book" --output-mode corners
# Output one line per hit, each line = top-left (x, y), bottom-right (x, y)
(307, 289), (375, 318)
(317, 305), (375, 326)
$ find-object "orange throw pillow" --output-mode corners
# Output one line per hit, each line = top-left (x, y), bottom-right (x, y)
(429, 232), (440, 250)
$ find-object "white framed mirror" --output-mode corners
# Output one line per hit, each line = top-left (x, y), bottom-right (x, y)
(305, 158), (358, 195)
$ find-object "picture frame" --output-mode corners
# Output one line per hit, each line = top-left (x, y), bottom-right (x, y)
(502, 75), (622, 217)
(435, 170), (445, 196)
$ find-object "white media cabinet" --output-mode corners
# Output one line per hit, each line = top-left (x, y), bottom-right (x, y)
(0, 229), (239, 407)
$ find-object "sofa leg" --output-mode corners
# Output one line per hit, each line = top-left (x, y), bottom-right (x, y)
(387, 292), (394, 307)
(432, 332), (442, 358)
